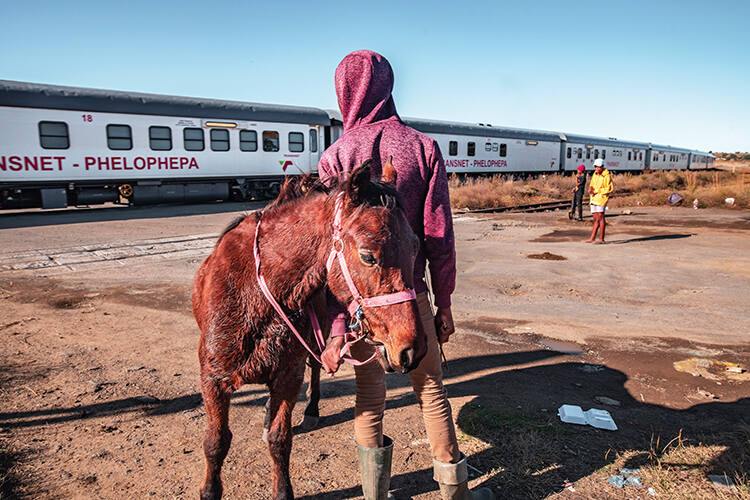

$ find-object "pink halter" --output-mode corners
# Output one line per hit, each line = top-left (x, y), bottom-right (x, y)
(254, 191), (417, 366)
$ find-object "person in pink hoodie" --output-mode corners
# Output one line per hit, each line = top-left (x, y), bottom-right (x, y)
(318, 50), (493, 500)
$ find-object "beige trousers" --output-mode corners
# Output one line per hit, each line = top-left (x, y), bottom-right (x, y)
(349, 291), (460, 463)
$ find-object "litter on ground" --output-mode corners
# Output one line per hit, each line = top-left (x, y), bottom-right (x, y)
(673, 358), (750, 381)
(607, 467), (643, 488)
(558, 405), (617, 430)
(667, 193), (683, 206)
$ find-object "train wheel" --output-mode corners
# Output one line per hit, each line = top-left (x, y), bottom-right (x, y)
(118, 184), (134, 198)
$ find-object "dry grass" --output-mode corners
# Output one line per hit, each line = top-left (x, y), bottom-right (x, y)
(449, 170), (750, 210)
(456, 402), (750, 499)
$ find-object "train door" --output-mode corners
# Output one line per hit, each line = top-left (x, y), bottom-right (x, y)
(309, 126), (321, 171)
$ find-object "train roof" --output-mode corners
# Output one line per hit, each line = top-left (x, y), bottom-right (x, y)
(0, 80), (332, 125)
(404, 117), (565, 142)
(324, 110), (565, 142)
(563, 133), (650, 149)
(649, 143), (694, 153)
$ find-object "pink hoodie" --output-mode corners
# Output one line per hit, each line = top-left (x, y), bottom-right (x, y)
(318, 50), (456, 336)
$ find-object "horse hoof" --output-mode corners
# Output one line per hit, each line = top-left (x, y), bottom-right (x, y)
(262, 427), (269, 443)
(298, 414), (319, 430)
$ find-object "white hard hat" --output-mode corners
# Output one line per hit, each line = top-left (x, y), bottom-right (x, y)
(593, 159), (604, 167)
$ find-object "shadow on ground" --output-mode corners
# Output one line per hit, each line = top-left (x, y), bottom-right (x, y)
(2, 351), (747, 499)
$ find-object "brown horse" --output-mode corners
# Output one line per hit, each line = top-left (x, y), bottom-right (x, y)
(193, 161), (427, 500)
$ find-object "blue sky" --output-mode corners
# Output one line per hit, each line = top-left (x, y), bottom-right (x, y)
(1, 0), (748, 152)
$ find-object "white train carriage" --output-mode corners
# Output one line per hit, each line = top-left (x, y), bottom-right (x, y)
(562, 134), (648, 172)
(647, 144), (691, 170)
(0, 80), (330, 208)
(688, 150), (713, 170)
(325, 111), (564, 174)
(404, 119), (564, 174)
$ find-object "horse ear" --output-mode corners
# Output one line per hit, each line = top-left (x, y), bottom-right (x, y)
(346, 160), (372, 205)
(381, 156), (397, 185)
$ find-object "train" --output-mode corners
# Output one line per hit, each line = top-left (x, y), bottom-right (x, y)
(0, 80), (714, 209)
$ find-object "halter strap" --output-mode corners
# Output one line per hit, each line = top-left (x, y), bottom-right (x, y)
(253, 192), (417, 368)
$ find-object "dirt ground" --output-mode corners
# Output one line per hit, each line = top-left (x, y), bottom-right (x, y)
(1, 203), (749, 499)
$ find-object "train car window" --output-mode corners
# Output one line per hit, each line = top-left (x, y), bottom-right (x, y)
(628, 151), (632, 160)
(492, 143), (498, 152)
(210, 129), (230, 151)
(602, 149), (606, 159)
(309, 130), (318, 152)
(288, 132), (304, 153)
(467, 142), (475, 156)
(240, 130), (258, 151)
(38, 121), (69, 149)
(499, 144), (507, 157)
(449, 141), (457, 156)
(107, 124), (132, 150)
(577, 148), (582, 159)
(567, 147), (571, 159)
(184, 128), (205, 151)
(594, 149), (599, 159)
(586, 149), (591, 159)
(484, 143), (492, 152)
(263, 131), (280, 152)
(149, 126), (172, 151)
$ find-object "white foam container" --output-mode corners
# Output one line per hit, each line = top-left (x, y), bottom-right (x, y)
(558, 405), (617, 431)
(558, 404), (587, 425)
(584, 408), (617, 430)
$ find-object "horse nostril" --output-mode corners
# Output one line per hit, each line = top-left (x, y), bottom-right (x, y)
(399, 347), (416, 370)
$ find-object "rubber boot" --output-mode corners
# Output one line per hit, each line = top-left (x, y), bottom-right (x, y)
(357, 435), (394, 500)
(433, 453), (495, 500)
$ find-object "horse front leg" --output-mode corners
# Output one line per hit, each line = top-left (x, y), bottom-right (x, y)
(301, 356), (321, 429)
(266, 366), (304, 500)
(200, 376), (233, 500)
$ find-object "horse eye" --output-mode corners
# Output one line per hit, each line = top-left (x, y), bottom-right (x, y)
(359, 252), (377, 266)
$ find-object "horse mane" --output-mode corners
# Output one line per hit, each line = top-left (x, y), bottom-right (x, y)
(215, 167), (401, 246)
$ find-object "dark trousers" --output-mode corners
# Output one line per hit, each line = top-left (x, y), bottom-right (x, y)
(571, 189), (584, 219)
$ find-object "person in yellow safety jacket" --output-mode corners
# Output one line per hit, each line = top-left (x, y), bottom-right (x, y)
(586, 158), (613, 244)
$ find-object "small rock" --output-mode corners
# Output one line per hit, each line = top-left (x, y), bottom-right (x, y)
(79, 474), (97, 485)
(708, 474), (736, 490)
(580, 364), (605, 373)
(697, 389), (719, 400)
(594, 396), (621, 407)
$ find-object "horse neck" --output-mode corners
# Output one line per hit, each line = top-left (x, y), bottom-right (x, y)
(258, 193), (334, 309)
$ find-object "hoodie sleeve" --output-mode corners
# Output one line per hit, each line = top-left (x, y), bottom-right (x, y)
(423, 141), (456, 309)
(318, 151), (338, 183)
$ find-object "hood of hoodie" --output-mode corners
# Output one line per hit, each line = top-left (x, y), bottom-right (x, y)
(335, 50), (399, 131)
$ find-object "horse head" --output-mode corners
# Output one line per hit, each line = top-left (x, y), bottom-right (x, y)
(326, 159), (427, 373)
